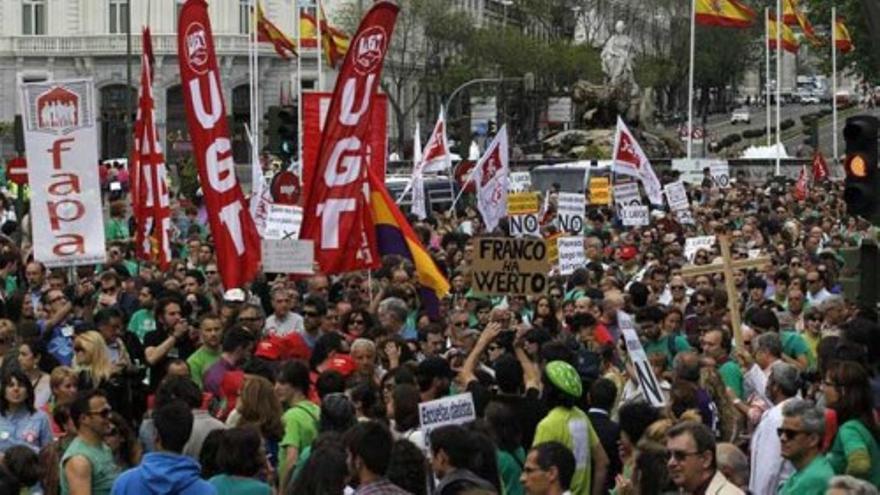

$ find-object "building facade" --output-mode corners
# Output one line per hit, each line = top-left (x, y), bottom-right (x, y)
(0, 0), (330, 165)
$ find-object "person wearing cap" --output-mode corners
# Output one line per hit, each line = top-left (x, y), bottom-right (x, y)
(533, 360), (609, 495)
(219, 288), (246, 327)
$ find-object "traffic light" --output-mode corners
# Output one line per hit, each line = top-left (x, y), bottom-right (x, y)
(839, 240), (880, 308)
(264, 105), (297, 163)
(843, 115), (880, 224)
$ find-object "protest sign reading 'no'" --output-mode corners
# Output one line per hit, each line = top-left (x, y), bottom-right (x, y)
(472, 237), (550, 296)
(557, 192), (585, 234)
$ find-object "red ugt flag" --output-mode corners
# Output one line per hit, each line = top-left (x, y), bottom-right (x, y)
(177, 0), (261, 289)
(299, 1), (400, 275)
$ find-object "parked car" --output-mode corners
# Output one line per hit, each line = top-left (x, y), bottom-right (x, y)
(730, 108), (751, 125)
(800, 94), (820, 104)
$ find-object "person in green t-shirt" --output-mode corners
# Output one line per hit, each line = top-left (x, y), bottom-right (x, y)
(533, 361), (609, 495)
(127, 282), (161, 343)
(779, 398), (834, 495)
(105, 201), (131, 243)
(61, 390), (120, 495)
(700, 329), (744, 399)
(637, 306), (691, 368)
(823, 361), (880, 486)
(276, 359), (320, 490)
(186, 314), (223, 389)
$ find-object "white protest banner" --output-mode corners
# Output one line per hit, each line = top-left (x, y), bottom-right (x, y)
(613, 182), (642, 209)
(684, 236), (716, 262)
(509, 214), (541, 238)
(675, 209), (695, 225)
(621, 205), (649, 227)
(19, 79), (106, 267)
(261, 239), (314, 274)
(557, 236), (586, 276)
(262, 204), (303, 240)
(509, 171), (532, 192)
(618, 311), (667, 408)
(556, 192), (585, 234)
(419, 392), (476, 448)
(663, 181), (689, 211)
(671, 158), (726, 185)
(711, 162), (730, 188)
(748, 249), (762, 259)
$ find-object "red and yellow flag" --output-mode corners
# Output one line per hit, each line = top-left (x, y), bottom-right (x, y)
(300, 6), (350, 68)
(695, 0), (757, 28)
(768, 14), (799, 54)
(835, 17), (854, 54)
(782, 0), (820, 45)
(256, 1), (297, 59)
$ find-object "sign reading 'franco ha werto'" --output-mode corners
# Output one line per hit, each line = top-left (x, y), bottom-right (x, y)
(471, 237), (550, 296)
(19, 79), (106, 267)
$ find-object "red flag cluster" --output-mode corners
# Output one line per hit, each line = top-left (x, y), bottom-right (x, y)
(131, 27), (172, 269)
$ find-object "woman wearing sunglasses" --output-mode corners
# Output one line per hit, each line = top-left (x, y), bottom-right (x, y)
(0, 369), (52, 454)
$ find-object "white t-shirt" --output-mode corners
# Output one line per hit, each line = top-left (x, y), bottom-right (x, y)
(264, 311), (304, 337)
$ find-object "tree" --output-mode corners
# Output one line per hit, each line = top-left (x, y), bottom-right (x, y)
(803, 0), (880, 84)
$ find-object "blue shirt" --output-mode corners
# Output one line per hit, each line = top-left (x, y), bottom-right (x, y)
(40, 319), (76, 366)
(0, 408), (53, 453)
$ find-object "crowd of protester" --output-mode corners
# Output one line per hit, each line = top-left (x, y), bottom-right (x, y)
(0, 167), (874, 495)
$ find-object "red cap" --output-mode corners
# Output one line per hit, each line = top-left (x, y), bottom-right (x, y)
(255, 333), (311, 361)
(617, 246), (638, 261)
(323, 354), (356, 377)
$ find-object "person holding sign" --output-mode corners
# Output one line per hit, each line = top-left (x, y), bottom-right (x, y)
(533, 361), (609, 495)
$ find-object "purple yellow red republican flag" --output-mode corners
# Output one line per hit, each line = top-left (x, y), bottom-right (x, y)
(695, 0), (757, 28)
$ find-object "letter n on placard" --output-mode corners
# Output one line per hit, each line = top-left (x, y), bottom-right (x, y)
(634, 360), (666, 408)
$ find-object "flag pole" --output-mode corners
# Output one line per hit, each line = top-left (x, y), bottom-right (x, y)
(765, 8), (771, 146)
(687, 0), (696, 159)
(316, 0), (324, 91)
(832, 7), (839, 166)
(296, 0), (304, 174)
(249, 0), (261, 217)
(775, 0), (782, 176)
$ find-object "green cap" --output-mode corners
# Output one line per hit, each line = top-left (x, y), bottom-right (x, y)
(545, 360), (582, 398)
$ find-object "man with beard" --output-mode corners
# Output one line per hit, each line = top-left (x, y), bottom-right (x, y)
(344, 421), (409, 494)
(127, 282), (163, 343)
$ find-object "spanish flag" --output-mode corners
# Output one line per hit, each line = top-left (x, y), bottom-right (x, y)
(256, 1), (297, 59)
(768, 14), (799, 54)
(300, 8), (350, 68)
(695, 0), (757, 28)
(782, 0), (820, 45)
(835, 17), (854, 54)
(368, 168), (449, 318)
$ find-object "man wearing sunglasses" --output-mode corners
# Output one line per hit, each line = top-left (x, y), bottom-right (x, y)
(666, 421), (744, 495)
(778, 399), (834, 495)
(62, 390), (119, 495)
(748, 362), (800, 495)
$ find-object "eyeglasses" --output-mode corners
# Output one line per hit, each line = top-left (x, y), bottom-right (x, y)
(488, 344), (502, 352)
(668, 449), (702, 462)
(0, 336), (12, 346)
(350, 319), (365, 326)
(777, 428), (808, 440)
(694, 299), (707, 306)
(238, 316), (261, 323)
(102, 287), (117, 294)
(302, 311), (320, 317)
(88, 407), (112, 419)
(671, 286), (686, 291)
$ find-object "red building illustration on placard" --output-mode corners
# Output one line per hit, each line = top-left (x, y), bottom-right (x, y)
(36, 86), (79, 130)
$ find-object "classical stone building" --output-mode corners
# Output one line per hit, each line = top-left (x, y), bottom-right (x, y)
(0, 0), (331, 165)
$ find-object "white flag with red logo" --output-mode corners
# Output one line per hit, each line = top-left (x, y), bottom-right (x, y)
(420, 109), (452, 173)
(795, 165), (809, 200)
(612, 117), (663, 205)
(132, 27), (172, 269)
(411, 121), (427, 220)
(812, 151), (829, 183)
(473, 125), (509, 232)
